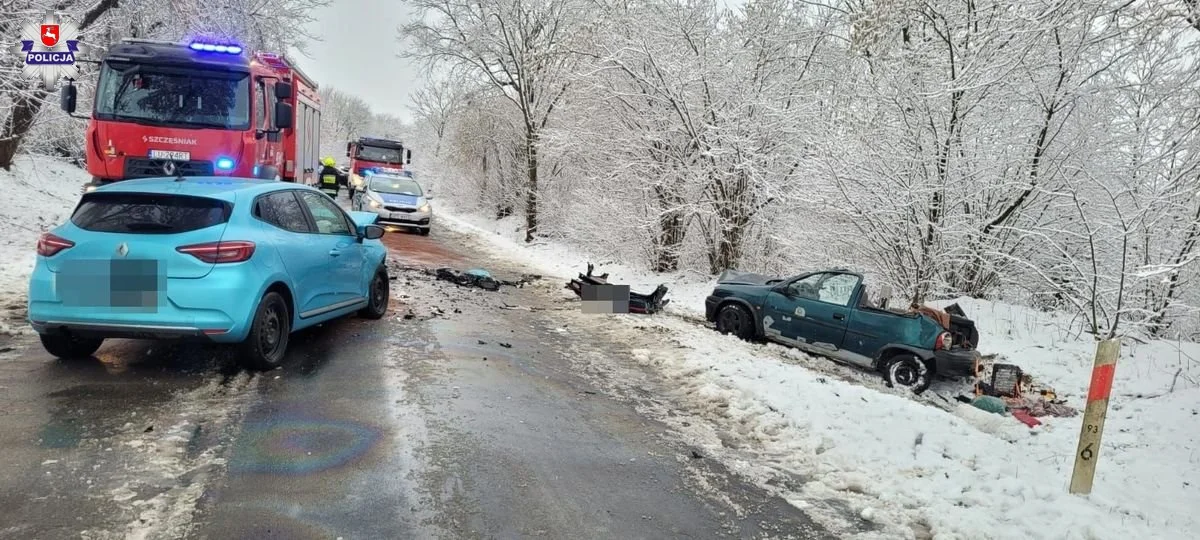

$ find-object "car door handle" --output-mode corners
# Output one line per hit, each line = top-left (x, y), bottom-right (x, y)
(329, 249), (341, 257)
(832, 313), (845, 320)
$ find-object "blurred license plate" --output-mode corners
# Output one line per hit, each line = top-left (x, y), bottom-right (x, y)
(149, 150), (190, 161)
(58, 259), (164, 311)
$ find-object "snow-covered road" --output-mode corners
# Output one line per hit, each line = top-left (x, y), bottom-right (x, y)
(0, 212), (833, 539)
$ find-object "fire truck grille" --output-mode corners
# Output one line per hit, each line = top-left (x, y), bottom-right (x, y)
(125, 158), (215, 179)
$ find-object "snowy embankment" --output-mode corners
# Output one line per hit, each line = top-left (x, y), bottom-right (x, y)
(0, 155), (88, 335)
(434, 202), (1199, 540)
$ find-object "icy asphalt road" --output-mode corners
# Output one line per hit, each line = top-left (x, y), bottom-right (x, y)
(0, 222), (834, 540)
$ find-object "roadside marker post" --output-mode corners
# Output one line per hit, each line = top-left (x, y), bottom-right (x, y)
(1069, 338), (1120, 495)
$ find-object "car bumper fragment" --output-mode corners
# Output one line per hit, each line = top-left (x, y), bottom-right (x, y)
(935, 348), (982, 377)
(704, 295), (720, 322)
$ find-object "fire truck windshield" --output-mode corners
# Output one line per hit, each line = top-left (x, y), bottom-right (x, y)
(94, 63), (251, 130)
(355, 145), (403, 163)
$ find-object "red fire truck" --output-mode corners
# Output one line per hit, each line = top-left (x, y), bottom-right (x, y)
(345, 137), (412, 197)
(60, 39), (322, 190)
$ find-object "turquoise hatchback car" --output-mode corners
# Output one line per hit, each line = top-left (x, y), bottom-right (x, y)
(28, 177), (391, 369)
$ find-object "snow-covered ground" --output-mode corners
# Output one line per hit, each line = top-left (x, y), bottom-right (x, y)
(0, 155), (89, 334)
(2, 159), (1195, 537)
(434, 202), (1199, 540)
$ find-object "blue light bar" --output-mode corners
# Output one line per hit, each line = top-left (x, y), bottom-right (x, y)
(189, 41), (243, 55)
(215, 157), (235, 170)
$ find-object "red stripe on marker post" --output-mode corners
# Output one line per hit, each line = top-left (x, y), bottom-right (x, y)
(1086, 363), (1117, 402)
(1070, 338), (1121, 495)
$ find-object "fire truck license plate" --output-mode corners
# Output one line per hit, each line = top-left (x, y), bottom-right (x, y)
(149, 150), (191, 161)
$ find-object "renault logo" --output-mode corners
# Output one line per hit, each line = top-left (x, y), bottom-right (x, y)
(162, 161), (177, 175)
(116, 242), (129, 257)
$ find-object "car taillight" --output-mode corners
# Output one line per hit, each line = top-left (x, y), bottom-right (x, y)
(37, 233), (75, 257)
(935, 331), (953, 350)
(177, 241), (255, 263)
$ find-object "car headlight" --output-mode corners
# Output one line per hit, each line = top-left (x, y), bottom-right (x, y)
(418, 203), (430, 212)
(368, 199), (382, 209)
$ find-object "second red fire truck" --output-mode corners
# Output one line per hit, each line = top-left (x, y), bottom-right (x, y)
(60, 39), (321, 190)
(345, 137), (412, 197)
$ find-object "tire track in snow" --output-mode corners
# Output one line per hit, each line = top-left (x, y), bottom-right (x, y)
(78, 372), (261, 540)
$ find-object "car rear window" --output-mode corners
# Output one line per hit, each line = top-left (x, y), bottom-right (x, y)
(72, 192), (232, 234)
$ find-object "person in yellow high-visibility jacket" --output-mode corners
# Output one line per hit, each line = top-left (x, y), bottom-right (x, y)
(317, 157), (345, 197)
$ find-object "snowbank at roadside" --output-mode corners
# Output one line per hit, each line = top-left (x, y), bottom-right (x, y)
(624, 317), (1199, 539)
(0, 155), (88, 334)
(436, 205), (1199, 540)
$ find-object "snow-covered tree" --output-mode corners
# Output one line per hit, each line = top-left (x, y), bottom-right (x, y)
(408, 0), (1200, 336)
(400, 0), (590, 241)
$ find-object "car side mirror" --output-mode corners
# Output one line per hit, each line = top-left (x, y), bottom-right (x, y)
(274, 82), (292, 100)
(361, 224), (385, 240)
(406, 149), (412, 164)
(274, 102), (293, 129)
(346, 142), (353, 157)
(60, 83), (77, 114)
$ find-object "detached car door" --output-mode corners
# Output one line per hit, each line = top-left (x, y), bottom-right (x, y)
(297, 192), (365, 307)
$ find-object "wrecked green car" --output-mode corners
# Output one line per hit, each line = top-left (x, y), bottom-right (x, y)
(704, 269), (981, 393)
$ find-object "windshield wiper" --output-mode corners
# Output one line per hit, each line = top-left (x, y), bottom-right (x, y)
(109, 66), (142, 112)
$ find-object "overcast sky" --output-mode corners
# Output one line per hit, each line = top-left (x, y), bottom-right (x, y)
(291, 0), (421, 123)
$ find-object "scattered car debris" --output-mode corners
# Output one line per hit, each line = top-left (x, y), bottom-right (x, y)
(432, 267), (538, 291)
(971, 395), (1008, 415)
(977, 363), (1023, 397)
(1011, 409), (1042, 428)
(566, 263), (670, 314)
(499, 342), (512, 348)
(1004, 395), (1077, 418)
(387, 261), (540, 291)
(972, 363), (1078, 419)
(436, 267), (500, 290)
